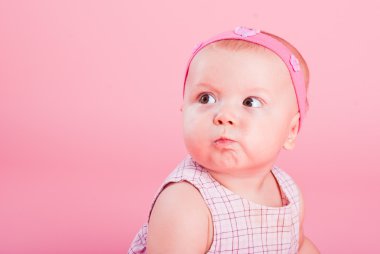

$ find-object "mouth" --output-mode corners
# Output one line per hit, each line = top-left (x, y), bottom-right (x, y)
(214, 137), (236, 146)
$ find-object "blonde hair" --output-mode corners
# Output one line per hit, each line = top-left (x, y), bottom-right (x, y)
(207, 33), (310, 111)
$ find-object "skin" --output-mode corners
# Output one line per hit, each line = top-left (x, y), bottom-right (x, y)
(147, 45), (319, 253)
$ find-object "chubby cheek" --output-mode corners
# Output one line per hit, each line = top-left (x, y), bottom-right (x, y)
(182, 128), (206, 160)
(182, 108), (211, 153)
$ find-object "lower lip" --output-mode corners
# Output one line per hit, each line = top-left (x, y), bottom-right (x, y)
(214, 139), (235, 147)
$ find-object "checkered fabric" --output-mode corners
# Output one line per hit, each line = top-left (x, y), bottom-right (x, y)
(129, 155), (300, 253)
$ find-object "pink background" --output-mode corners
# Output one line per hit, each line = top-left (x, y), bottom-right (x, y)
(0, 0), (379, 253)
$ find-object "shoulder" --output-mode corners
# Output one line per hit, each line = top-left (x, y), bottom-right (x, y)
(147, 181), (212, 254)
(298, 186), (306, 249)
(297, 188), (320, 253)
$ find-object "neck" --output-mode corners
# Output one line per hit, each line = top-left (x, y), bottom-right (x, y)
(207, 164), (274, 195)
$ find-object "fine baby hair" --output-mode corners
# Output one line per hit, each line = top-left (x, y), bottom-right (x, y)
(129, 26), (319, 254)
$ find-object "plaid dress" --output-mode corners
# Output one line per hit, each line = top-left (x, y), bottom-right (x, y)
(129, 155), (300, 254)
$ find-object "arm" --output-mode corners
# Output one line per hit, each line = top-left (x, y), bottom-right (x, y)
(299, 236), (320, 254)
(298, 190), (320, 254)
(146, 181), (212, 254)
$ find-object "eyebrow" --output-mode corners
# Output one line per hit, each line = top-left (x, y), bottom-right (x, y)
(246, 86), (271, 96)
(192, 82), (220, 92)
(193, 82), (271, 97)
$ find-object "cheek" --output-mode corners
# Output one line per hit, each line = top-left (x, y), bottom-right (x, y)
(182, 108), (211, 144)
(183, 106), (209, 129)
(182, 120), (205, 157)
(182, 112), (198, 139)
(241, 113), (279, 144)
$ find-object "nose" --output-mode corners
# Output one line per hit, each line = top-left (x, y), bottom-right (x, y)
(213, 105), (237, 126)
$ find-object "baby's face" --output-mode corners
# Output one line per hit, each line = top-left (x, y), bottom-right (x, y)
(182, 45), (299, 174)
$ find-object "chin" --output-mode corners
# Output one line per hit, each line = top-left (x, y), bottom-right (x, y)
(213, 158), (238, 169)
(192, 153), (239, 172)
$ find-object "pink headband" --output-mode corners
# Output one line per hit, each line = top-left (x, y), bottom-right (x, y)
(183, 26), (307, 131)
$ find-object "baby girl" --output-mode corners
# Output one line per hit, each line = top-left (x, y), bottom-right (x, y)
(129, 26), (320, 253)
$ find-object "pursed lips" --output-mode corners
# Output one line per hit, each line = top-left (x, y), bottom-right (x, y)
(214, 137), (236, 146)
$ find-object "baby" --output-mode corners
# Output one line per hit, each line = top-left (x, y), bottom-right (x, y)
(129, 26), (319, 253)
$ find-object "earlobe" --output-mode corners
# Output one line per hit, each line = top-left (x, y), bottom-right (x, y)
(283, 137), (295, 150)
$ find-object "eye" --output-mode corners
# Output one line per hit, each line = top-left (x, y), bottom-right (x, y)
(199, 93), (216, 104)
(243, 97), (263, 108)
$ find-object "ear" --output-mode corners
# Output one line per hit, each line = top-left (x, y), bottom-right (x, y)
(283, 112), (300, 150)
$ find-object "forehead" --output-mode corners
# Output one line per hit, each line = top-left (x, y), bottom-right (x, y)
(185, 45), (293, 94)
